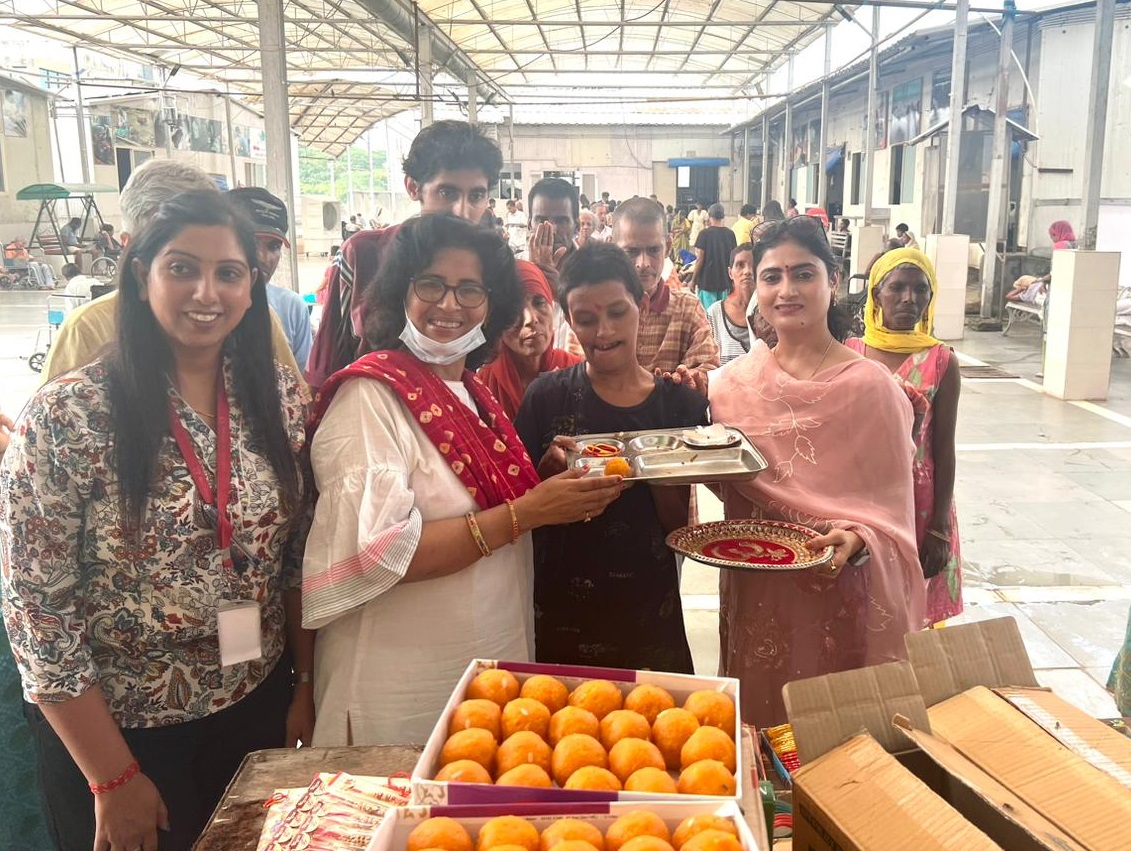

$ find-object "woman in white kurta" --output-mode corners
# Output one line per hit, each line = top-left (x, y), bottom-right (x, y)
(302, 214), (625, 746)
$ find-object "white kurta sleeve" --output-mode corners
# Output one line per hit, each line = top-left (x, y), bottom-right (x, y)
(302, 379), (424, 630)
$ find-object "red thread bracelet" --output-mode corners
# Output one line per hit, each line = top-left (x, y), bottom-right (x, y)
(89, 760), (140, 795)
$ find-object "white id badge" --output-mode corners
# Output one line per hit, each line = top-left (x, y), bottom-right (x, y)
(217, 601), (263, 667)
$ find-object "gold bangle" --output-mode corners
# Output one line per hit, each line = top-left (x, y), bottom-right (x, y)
(928, 528), (950, 543)
(505, 499), (521, 545)
(465, 511), (492, 558)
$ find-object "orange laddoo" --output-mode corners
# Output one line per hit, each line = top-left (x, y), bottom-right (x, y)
(408, 818), (474, 851)
(679, 832), (742, 851)
(495, 764), (553, 788)
(520, 674), (570, 714)
(568, 680), (624, 720)
(488, 846), (533, 851)
(550, 733), (608, 787)
(650, 708), (700, 770)
(563, 765), (623, 791)
(476, 816), (539, 851)
(501, 698), (552, 740)
(466, 669), (521, 708)
(435, 759), (493, 785)
(603, 457), (631, 478)
(448, 699), (503, 740)
(608, 738), (666, 784)
(680, 726), (736, 772)
(605, 811), (672, 851)
(682, 691), (737, 738)
(549, 842), (600, 851)
(624, 767), (678, 794)
(599, 710), (652, 750)
(540, 819), (606, 851)
(623, 685), (676, 725)
(671, 816), (738, 850)
(496, 730), (553, 777)
(619, 839), (674, 851)
(440, 728), (498, 774)
(548, 706), (600, 746)
(676, 760), (736, 797)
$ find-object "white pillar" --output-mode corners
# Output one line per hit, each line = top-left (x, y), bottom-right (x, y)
(467, 73), (478, 125)
(924, 233), (970, 341)
(783, 57), (794, 209)
(258, 0), (299, 290)
(72, 47), (91, 183)
(742, 126), (750, 206)
(1043, 250), (1121, 400)
(760, 114), (770, 210)
(1079, 0), (1115, 250)
(941, 0), (969, 235)
(980, 6), (1015, 318)
(863, 6), (879, 224)
(850, 225), (885, 287)
(419, 28), (434, 128)
(223, 91), (238, 189)
(817, 25), (832, 212)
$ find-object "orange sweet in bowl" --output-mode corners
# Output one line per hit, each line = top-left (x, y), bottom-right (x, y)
(604, 457), (631, 477)
(448, 699), (503, 740)
(495, 764), (553, 788)
(599, 709), (652, 750)
(623, 766), (678, 794)
(501, 697), (552, 740)
(608, 738), (666, 784)
(650, 707), (700, 770)
(679, 831), (742, 851)
(680, 725), (736, 772)
(682, 691), (737, 738)
(550, 733), (608, 787)
(619, 839), (674, 851)
(549, 706), (600, 746)
(440, 728), (498, 774)
(496, 730), (552, 777)
(672, 815), (739, 850)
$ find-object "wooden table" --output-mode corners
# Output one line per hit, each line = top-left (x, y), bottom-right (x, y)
(193, 744), (422, 851)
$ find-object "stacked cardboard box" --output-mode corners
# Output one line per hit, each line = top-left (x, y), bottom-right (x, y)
(782, 617), (1131, 850)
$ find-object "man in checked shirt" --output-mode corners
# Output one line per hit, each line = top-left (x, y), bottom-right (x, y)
(612, 197), (720, 393)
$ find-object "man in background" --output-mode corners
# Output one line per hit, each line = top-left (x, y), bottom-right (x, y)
(230, 187), (313, 370)
(526, 177), (579, 270)
(307, 119), (503, 389)
(59, 216), (83, 248)
(731, 204), (759, 246)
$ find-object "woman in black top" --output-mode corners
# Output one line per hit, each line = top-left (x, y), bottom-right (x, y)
(516, 242), (708, 673)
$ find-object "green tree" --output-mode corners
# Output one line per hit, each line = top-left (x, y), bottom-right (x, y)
(298, 144), (387, 203)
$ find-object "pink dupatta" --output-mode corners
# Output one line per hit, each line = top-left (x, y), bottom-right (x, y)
(709, 341), (926, 727)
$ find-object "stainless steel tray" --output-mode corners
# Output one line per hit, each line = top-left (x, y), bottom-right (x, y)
(567, 426), (768, 485)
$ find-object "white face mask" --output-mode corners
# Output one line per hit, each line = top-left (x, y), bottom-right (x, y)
(398, 312), (487, 366)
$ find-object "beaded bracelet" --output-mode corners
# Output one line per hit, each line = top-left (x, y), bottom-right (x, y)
(505, 499), (521, 545)
(89, 760), (140, 795)
(465, 512), (492, 558)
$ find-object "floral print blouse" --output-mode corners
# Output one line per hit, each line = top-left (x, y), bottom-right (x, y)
(1, 359), (307, 728)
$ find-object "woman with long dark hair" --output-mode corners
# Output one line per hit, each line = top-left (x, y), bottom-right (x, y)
(2, 191), (311, 851)
(708, 217), (925, 727)
(303, 214), (623, 746)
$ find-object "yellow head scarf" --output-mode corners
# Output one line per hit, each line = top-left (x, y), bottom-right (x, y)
(862, 247), (942, 354)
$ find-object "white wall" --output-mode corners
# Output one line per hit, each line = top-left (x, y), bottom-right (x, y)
(0, 88), (61, 243)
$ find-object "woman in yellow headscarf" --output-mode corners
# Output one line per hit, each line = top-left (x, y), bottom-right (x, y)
(846, 247), (963, 625)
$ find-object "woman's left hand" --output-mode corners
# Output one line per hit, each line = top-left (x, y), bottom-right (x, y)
(806, 528), (864, 578)
(286, 683), (315, 748)
(919, 533), (950, 579)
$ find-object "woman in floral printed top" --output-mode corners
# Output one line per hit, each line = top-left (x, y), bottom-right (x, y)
(1, 192), (310, 851)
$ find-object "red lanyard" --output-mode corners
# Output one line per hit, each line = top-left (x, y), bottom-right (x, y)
(168, 375), (233, 562)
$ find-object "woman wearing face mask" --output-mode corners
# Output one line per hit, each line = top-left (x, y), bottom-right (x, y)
(478, 261), (581, 419)
(846, 248), (962, 624)
(302, 215), (624, 746)
(708, 218), (925, 727)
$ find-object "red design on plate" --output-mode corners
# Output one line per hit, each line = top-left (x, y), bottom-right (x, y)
(700, 536), (799, 565)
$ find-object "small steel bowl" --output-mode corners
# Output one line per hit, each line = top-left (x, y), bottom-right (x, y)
(628, 433), (683, 453)
(576, 437), (626, 458)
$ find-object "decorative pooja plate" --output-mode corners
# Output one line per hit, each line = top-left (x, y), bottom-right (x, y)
(666, 520), (834, 571)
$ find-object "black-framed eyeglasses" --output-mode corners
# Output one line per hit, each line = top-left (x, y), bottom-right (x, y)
(411, 275), (489, 308)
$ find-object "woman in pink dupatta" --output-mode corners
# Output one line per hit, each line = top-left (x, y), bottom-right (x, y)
(708, 218), (926, 728)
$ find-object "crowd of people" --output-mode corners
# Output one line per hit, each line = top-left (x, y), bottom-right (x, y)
(2, 117), (1126, 851)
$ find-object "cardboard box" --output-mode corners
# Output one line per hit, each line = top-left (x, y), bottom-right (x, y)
(365, 800), (764, 851)
(782, 617), (1131, 850)
(412, 659), (743, 806)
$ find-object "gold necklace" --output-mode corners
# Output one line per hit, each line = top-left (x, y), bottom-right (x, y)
(809, 336), (836, 379)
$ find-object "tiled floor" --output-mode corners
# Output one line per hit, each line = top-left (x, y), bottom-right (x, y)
(3, 289), (1130, 719)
